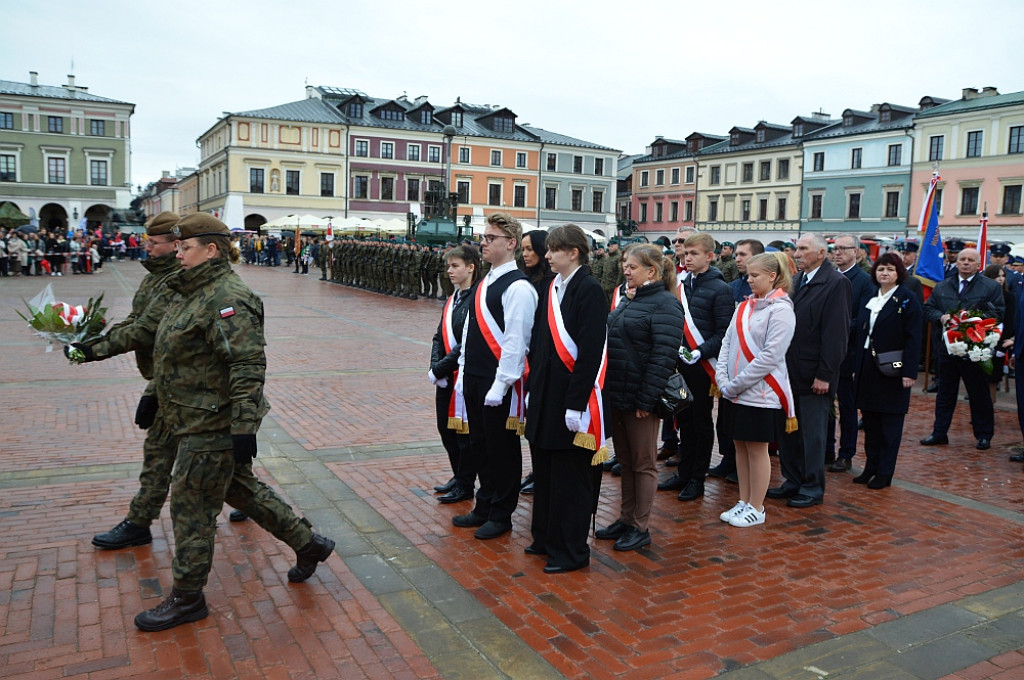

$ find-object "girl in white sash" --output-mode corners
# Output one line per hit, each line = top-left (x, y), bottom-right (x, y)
(715, 253), (796, 528)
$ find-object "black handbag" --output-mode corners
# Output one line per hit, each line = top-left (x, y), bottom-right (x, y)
(620, 324), (693, 418)
(871, 341), (904, 378)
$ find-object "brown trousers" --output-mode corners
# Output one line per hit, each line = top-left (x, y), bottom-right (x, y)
(610, 408), (660, 531)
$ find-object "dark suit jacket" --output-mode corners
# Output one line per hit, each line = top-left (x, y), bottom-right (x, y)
(854, 284), (922, 414)
(525, 266), (609, 450)
(923, 273), (1005, 356)
(786, 262), (853, 395)
(840, 265), (876, 374)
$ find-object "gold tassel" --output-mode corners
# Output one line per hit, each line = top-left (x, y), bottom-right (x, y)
(506, 416), (519, 431)
(709, 384), (721, 398)
(573, 431), (597, 451)
(590, 446), (609, 466)
(785, 417), (798, 434)
(447, 416), (462, 430)
(457, 421), (469, 434)
(517, 419), (526, 436)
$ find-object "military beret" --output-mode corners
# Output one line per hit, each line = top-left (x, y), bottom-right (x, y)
(859, 242), (871, 252)
(146, 211), (180, 237)
(608, 238), (620, 245)
(989, 243), (1011, 256)
(172, 213), (230, 240)
(721, 241), (735, 248)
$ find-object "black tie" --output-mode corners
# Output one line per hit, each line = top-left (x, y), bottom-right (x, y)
(959, 278), (969, 297)
(798, 272), (807, 290)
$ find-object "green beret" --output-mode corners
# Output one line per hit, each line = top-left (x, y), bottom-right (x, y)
(172, 213), (230, 240)
(721, 241), (735, 248)
(146, 211), (180, 237)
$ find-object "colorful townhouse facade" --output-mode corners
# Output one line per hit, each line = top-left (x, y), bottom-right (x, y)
(630, 137), (699, 235)
(0, 72), (134, 232)
(194, 85), (619, 234)
(909, 87), (1024, 242)
(800, 103), (917, 234)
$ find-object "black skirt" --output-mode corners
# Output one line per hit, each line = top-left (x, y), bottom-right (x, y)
(730, 402), (786, 443)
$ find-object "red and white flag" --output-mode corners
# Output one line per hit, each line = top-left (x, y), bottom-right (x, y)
(977, 210), (989, 269)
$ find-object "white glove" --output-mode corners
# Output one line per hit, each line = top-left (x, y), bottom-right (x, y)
(564, 409), (583, 432)
(436, 378), (449, 389)
(484, 381), (507, 407)
(682, 349), (702, 365)
(428, 370), (439, 386)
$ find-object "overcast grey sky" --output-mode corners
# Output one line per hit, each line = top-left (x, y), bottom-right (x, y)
(4, 0), (1022, 188)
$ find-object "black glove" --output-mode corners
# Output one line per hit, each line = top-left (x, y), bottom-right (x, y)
(64, 342), (96, 363)
(232, 434), (258, 465)
(134, 395), (159, 429)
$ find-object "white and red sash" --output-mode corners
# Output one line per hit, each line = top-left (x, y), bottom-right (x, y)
(443, 293), (469, 434)
(610, 284), (622, 312)
(547, 278), (609, 464)
(677, 278), (718, 388)
(735, 289), (798, 433)
(472, 273), (527, 434)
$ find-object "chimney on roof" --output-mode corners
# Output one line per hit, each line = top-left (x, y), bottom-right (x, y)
(67, 74), (75, 87)
(870, 103), (881, 113)
(811, 111), (830, 121)
(981, 86), (999, 97)
(414, 95), (428, 104)
(962, 87), (980, 100)
(306, 85), (319, 100)
(29, 71), (38, 86)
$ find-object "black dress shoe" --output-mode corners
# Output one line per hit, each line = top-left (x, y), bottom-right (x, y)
(92, 519), (152, 550)
(229, 509), (248, 522)
(452, 512), (487, 528)
(677, 479), (704, 501)
(867, 475), (892, 489)
(611, 463), (622, 476)
(434, 477), (457, 493)
(656, 444), (676, 461)
(474, 520), (512, 540)
(766, 486), (798, 499)
(925, 383), (939, 393)
(524, 544), (547, 556)
(288, 534), (336, 582)
(828, 458), (852, 473)
(438, 486), (474, 504)
(613, 527), (651, 552)
(601, 457), (618, 472)
(134, 588), (208, 632)
(787, 494), (823, 508)
(543, 562), (587, 574)
(664, 456), (681, 467)
(657, 473), (685, 491)
(976, 438), (991, 450)
(920, 434), (949, 446)
(707, 465), (734, 478)
(1009, 452), (1024, 462)
(595, 520), (630, 540)
(852, 472), (874, 484)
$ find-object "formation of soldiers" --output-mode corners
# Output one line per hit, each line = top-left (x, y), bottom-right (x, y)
(318, 238), (454, 300)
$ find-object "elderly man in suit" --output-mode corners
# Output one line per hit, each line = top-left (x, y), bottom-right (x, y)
(767, 233), (852, 508)
(920, 248), (1004, 450)
(828, 235), (876, 473)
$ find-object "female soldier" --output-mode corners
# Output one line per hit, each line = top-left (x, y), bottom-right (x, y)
(72, 214), (334, 632)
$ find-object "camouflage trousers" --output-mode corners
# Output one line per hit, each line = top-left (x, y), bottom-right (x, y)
(126, 411), (175, 527)
(169, 435), (313, 592)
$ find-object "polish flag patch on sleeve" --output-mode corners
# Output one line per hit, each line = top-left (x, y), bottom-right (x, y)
(220, 307), (235, 318)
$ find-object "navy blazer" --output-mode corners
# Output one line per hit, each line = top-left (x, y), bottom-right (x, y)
(787, 263), (853, 395)
(854, 284), (922, 414)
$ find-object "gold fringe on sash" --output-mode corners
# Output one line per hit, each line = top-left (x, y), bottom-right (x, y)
(573, 431), (596, 451)
(785, 417), (798, 434)
(506, 417), (525, 435)
(447, 417), (469, 434)
(709, 384), (721, 398)
(590, 446), (609, 466)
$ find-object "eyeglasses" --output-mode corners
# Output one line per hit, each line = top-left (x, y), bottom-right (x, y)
(672, 239), (686, 245)
(482, 234), (511, 243)
(833, 246), (858, 252)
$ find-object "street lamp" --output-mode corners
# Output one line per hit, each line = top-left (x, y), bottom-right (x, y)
(442, 124), (456, 196)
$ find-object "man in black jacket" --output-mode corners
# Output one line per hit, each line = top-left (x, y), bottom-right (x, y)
(658, 233), (734, 501)
(768, 233), (852, 508)
(828, 235), (876, 472)
(920, 248), (1005, 450)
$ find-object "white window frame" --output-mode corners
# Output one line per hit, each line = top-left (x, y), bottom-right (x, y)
(488, 182), (503, 206)
(513, 182), (528, 208)
(354, 138), (369, 157)
(516, 151), (527, 169)
(490, 149), (502, 167)
(407, 144), (421, 162)
(685, 166), (695, 184)
(0, 142), (23, 182)
(428, 145), (441, 163)
(380, 141), (394, 159)
(43, 145), (71, 184)
(459, 146), (471, 164)
(640, 170), (649, 187)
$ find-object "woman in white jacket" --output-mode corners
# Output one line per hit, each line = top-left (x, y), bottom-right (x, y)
(715, 253), (796, 527)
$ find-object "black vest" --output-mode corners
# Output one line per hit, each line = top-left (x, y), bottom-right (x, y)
(464, 268), (528, 379)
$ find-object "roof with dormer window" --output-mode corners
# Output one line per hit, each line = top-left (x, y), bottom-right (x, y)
(804, 103), (917, 141)
(0, 79), (133, 106)
(916, 89), (1024, 118)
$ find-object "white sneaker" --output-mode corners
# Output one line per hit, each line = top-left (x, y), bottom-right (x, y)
(730, 505), (766, 527)
(720, 501), (748, 522)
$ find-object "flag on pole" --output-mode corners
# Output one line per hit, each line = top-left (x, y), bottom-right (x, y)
(915, 172), (945, 286)
(326, 221), (335, 242)
(977, 208), (988, 269)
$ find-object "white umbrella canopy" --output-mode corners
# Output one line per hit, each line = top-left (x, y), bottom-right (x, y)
(377, 218), (409, 235)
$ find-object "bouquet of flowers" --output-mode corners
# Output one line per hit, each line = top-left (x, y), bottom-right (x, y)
(942, 306), (1002, 374)
(16, 284), (109, 360)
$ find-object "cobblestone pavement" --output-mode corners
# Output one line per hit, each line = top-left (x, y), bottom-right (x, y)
(1, 261), (1021, 680)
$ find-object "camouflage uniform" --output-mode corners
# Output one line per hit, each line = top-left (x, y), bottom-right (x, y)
(717, 254), (740, 283)
(600, 249), (623, 304)
(89, 257), (315, 592)
(406, 245), (421, 299)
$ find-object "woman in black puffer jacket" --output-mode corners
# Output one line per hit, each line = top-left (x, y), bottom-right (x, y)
(596, 244), (684, 552)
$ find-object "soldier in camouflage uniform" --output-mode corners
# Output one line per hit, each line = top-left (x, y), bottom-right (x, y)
(73, 214), (334, 632)
(716, 241), (740, 283)
(600, 238), (624, 304)
(90, 211), (185, 550)
(317, 237), (330, 280)
(439, 243), (455, 298)
(406, 242), (421, 300)
(591, 244), (607, 294)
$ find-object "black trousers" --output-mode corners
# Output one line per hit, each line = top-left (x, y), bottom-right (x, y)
(828, 372), (858, 460)
(715, 397), (736, 473)
(932, 355), (994, 439)
(435, 385), (475, 489)
(779, 392), (831, 499)
(530, 445), (600, 569)
(675, 365), (714, 482)
(861, 411), (905, 477)
(464, 374), (521, 523)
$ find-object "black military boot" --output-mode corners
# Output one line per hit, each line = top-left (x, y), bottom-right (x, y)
(92, 519), (152, 550)
(134, 588), (208, 631)
(287, 534), (336, 583)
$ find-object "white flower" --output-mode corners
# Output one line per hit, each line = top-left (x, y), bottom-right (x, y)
(984, 333), (1000, 348)
(967, 346), (991, 363)
(949, 341), (969, 356)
